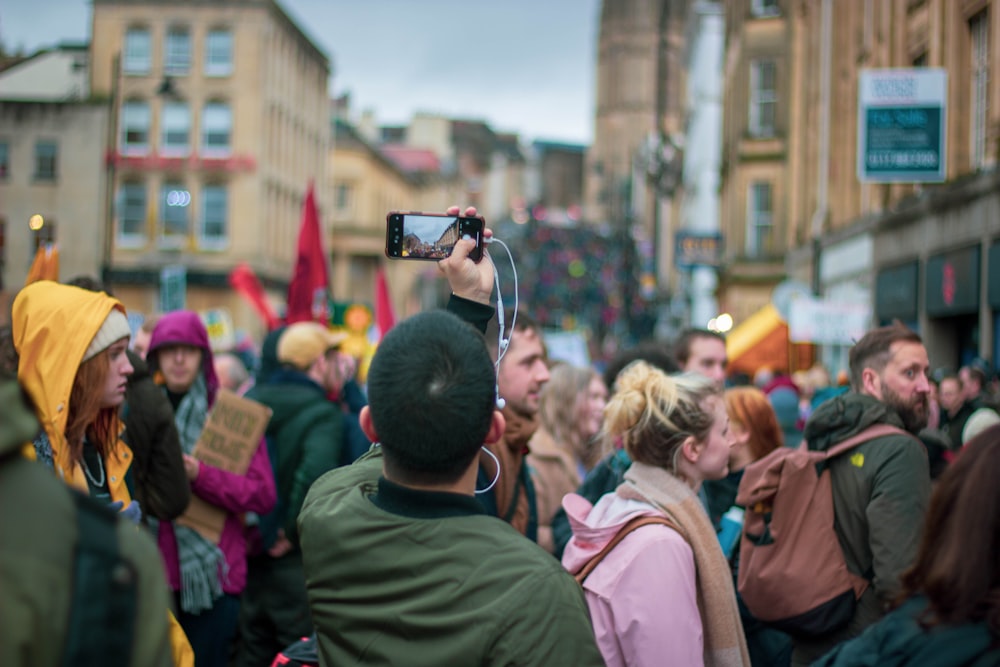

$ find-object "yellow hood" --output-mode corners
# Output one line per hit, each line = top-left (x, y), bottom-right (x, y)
(12, 281), (128, 483)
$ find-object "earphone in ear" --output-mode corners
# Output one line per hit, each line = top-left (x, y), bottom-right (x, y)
(496, 396), (506, 410)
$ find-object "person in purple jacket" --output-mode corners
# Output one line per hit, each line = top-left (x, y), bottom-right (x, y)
(147, 310), (277, 667)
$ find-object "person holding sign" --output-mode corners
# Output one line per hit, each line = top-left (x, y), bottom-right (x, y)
(148, 310), (276, 667)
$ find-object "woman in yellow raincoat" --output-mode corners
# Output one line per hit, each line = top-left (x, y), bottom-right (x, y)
(11, 280), (193, 666)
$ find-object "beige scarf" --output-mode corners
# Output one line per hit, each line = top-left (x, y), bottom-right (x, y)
(618, 462), (751, 667)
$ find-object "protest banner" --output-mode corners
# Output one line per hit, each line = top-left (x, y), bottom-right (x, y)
(176, 389), (272, 542)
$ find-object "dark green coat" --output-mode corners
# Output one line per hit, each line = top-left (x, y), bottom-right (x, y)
(0, 379), (172, 666)
(813, 596), (1000, 666)
(795, 392), (931, 662)
(299, 450), (605, 667)
(246, 371), (343, 547)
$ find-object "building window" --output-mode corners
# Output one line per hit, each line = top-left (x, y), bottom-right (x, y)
(34, 142), (57, 181)
(201, 102), (232, 155)
(160, 183), (190, 246)
(200, 184), (228, 248)
(749, 60), (777, 138)
(970, 11), (990, 170)
(751, 0), (780, 18)
(123, 27), (151, 74)
(117, 182), (147, 244)
(165, 28), (191, 75)
(335, 183), (352, 211)
(121, 101), (150, 154)
(746, 181), (773, 258)
(205, 30), (233, 77)
(161, 102), (190, 155)
(0, 141), (8, 180)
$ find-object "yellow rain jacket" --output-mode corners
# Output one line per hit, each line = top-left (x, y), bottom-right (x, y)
(11, 281), (194, 667)
(12, 281), (133, 499)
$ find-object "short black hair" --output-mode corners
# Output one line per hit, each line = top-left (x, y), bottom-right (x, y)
(368, 310), (496, 485)
(672, 328), (726, 366)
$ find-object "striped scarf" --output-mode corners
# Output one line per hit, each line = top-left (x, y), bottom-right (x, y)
(168, 374), (227, 614)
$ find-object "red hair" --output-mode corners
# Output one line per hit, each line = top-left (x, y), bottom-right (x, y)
(66, 349), (119, 463)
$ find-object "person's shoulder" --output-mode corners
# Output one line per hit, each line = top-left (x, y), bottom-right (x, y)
(301, 449), (382, 515)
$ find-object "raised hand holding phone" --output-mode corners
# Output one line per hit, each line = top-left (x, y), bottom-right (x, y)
(438, 206), (495, 305)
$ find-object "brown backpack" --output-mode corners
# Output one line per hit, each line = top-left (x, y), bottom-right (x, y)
(735, 423), (909, 637)
(572, 514), (680, 584)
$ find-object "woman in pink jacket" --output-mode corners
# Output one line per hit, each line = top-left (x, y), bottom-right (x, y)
(148, 311), (276, 667)
(562, 362), (751, 667)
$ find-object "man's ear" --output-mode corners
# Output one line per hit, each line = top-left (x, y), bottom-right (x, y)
(861, 367), (882, 400)
(484, 410), (506, 445)
(359, 406), (379, 443)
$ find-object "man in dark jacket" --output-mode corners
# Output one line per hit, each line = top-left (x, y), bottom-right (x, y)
(792, 322), (932, 666)
(234, 322), (349, 667)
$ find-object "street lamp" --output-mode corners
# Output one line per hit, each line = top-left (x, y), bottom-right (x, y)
(102, 52), (121, 288)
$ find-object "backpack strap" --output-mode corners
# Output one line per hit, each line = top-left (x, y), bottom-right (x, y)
(61, 493), (138, 667)
(574, 514), (680, 584)
(824, 423), (910, 460)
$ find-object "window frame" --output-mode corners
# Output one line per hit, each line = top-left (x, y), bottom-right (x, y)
(748, 59), (777, 138)
(33, 141), (58, 182)
(970, 11), (990, 170)
(120, 100), (151, 155)
(123, 27), (152, 75)
(205, 29), (233, 77)
(0, 141), (8, 180)
(159, 182), (191, 248)
(160, 101), (191, 156)
(117, 182), (148, 247)
(198, 184), (229, 249)
(165, 27), (192, 76)
(201, 101), (232, 156)
(745, 181), (774, 258)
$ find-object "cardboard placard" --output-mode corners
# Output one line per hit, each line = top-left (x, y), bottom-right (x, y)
(176, 389), (272, 543)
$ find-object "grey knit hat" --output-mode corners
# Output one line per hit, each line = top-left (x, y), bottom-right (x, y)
(82, 309), (131, 362)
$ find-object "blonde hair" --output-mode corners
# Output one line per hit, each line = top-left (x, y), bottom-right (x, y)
(604, 361), (719, 471)
(539, 363), (601, 448)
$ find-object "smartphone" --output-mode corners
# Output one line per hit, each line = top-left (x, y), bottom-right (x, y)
(385, 212), (485, 262)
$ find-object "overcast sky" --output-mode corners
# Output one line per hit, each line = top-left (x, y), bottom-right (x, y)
(0, 0), (600, 143)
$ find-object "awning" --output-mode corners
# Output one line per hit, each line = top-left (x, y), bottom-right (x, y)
(726, 304), (790, 375)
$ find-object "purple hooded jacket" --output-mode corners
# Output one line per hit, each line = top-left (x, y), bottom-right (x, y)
(148, 310), (276, 595)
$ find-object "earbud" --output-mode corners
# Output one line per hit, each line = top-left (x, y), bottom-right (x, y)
(496, 396), (506, 410)
(499, 338), (509, 350)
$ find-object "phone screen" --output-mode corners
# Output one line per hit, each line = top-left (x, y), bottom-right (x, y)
(385, 212), (484, 262)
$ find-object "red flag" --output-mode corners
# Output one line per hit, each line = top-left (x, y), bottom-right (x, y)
(374, 266), (396, 339)
(286, 183), (330, 324)
(229, 262), (282, 331)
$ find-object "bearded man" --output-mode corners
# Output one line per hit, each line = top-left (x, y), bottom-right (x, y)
(791, 322), (932, 666)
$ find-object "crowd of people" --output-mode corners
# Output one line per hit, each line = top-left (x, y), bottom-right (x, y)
(1, 205), (998, 666)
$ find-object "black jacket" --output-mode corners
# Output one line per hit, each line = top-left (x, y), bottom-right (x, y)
(123, 349), (190, 521)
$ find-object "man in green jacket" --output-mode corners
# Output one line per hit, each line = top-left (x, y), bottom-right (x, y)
(299, 309), (604, 666)
(792, 322), (933, 665)
(234, 322), (350, 667)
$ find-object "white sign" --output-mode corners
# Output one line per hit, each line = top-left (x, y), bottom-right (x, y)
(789, 299), (871, 345)
(201, 308), (236, 352)
(542, 330), (591, 369)
(857, 68), (947, 183)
